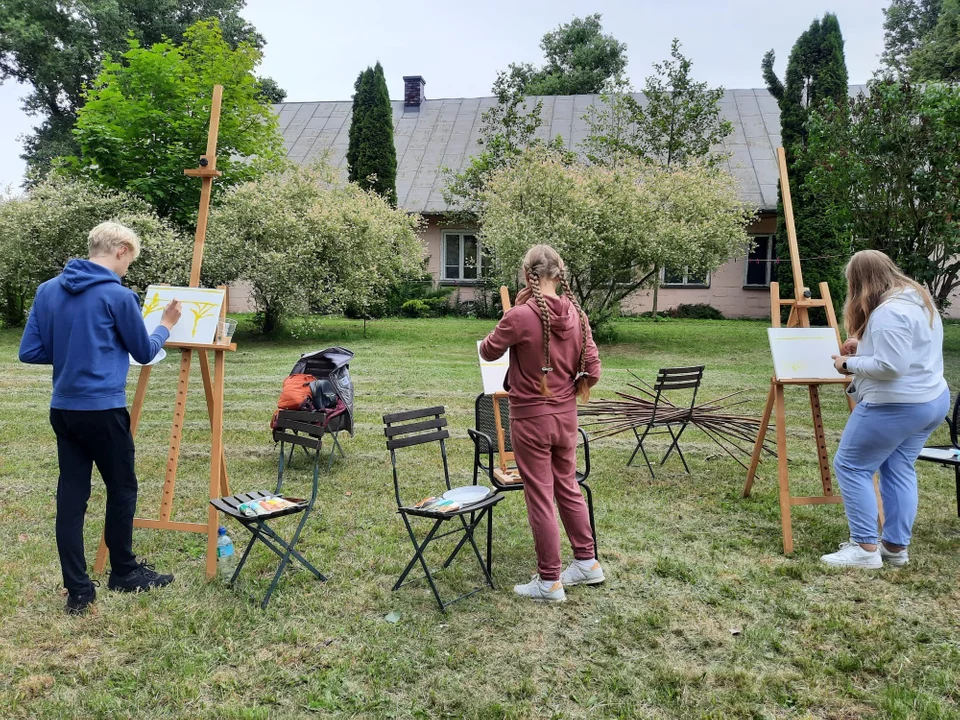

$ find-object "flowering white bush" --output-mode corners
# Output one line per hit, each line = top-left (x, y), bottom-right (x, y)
(205, 162), (426, 331)
(480, 149), (754, 327)
(0, 178), (189, 326)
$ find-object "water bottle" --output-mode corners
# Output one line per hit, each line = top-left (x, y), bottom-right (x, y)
(217, 526), (236, 581)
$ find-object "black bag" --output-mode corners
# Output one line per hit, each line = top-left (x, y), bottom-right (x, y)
(309, 378), (339, 410)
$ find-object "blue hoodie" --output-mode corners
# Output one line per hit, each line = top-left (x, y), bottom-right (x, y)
(19, 259), (170, 410)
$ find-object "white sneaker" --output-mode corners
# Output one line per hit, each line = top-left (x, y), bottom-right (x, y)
(820, 540), (882, 569)
(560, 559), (605, 587)
(880, 544), (909, 567)
(513, 574), (566, 602)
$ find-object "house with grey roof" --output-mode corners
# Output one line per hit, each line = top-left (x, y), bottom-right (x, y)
(267, 76), (869, 318)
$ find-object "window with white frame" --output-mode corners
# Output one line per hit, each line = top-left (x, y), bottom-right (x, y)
(441, 231), (488, 281)
(744, 235), (775, 287)
(661, 265), (710, 287)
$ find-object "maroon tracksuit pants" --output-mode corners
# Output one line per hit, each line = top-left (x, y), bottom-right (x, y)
(511, 411), (596, 582)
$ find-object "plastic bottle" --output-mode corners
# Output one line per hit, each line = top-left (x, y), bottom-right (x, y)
(217, 526), (236, 581)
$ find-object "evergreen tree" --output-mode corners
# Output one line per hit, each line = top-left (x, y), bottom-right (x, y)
(347, 62), (397, 206)
(762, 14), (850, 312)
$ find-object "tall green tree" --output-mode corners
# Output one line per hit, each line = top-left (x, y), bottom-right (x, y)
(881, 0), (943, 76)
(908, 0), (960, 80)
(68, 19), (285, 231)
(0, 0), (283, 179)
(762, 14), (850, 310)
(347, 62), (397, 206)
(582, 40), (733, 316)
(805, 79), (960, 310)
(502, 14), (627, 96)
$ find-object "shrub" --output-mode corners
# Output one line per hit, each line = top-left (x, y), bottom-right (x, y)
(0, 177), (189, 326)
(400, 299), (431, 318)
(673, 303), (724, 320)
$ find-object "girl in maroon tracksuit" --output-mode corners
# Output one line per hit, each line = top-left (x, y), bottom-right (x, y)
(479, 244), (603, 602)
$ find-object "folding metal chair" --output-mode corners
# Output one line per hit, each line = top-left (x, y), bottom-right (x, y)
(468, 393), (598, 557)
(628, 365), (705, 478)
(917, 391), (960, 517)
(276, 409), (348, 473)
(211, 424), (327, 608)
(383, 406), (503, 611)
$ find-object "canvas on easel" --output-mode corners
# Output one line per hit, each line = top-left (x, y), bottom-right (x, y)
(142, 285), (225, 344)
(95, 84), (234, 580)
(742, 146), (858, 555)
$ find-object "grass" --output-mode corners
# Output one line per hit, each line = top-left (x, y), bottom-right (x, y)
(1, 316), (958, 719)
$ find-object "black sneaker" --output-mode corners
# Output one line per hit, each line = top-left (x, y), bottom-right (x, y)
(65, 582), (98, 616)
(108, 560), (174, 593)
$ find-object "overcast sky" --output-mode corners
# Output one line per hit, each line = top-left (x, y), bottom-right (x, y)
(0, 0), (887, 191)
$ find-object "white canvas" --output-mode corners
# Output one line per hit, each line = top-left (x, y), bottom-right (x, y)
(478, 341), (509, 394)
(142, 285), (226, 345)
(767, 328), (844, 381)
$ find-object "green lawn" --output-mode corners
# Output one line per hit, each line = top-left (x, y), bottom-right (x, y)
(1, 317), (958, 719)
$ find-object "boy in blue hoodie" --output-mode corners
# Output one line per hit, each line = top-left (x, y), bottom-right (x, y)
(20, 221), (182, 614)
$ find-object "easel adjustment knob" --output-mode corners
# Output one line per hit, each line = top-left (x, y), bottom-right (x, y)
(199, 157), (209, 167)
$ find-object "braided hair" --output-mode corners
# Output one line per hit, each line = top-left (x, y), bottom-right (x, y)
(520, 245), (590, 400)
(558, 269), (591, 403)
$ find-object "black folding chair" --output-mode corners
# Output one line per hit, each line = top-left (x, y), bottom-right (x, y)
(211, 424), (327, 608)
(277, 409), (348, 473)
(628, 365), (705, 478)
(468, 393), (598, 557)
(383, 406), (503, 612)
(917, 391), (960, 517)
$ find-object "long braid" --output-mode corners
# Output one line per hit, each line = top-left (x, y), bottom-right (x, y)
(559, 269), (591, 403)
(528, 273), (554, 397)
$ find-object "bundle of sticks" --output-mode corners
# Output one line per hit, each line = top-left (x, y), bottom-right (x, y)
(578, 372), (776, 469)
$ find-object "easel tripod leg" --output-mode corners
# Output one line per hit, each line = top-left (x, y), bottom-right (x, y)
(744, 381), (776, 497)
(774, 383), (794, 554)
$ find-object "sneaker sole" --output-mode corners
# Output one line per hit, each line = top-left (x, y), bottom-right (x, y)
(108, 580), (174, 593)
(562, 576), (605, 587)
(882, 557), (909, 567)
(820, 557), (882, 569)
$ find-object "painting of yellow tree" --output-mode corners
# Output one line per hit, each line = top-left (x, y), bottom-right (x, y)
(141, 286), (226, 344)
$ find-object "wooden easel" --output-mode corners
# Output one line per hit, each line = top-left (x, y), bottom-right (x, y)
(742, 147), (855, 555)
(95, 85), (234, 579)
(490, 287), (522, 485)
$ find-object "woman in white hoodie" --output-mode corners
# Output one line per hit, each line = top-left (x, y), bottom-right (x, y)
(823, 250), (950, 568)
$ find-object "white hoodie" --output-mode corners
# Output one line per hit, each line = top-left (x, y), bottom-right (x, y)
(846, 287), (948, 405)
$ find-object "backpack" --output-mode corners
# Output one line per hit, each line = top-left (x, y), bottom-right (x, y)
(277, 373), (317, 412)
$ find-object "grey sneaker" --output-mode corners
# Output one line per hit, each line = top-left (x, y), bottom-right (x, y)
(513, 574), (566, 602)
(560, 560), (605, 587)
(880, 544), (909, 567)
(821, 540), (882, 569)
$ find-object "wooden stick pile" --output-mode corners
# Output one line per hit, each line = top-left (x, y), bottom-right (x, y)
(578, 373), (776, 469)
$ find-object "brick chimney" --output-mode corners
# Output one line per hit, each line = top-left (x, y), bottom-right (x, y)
(403, 75), (426, 108)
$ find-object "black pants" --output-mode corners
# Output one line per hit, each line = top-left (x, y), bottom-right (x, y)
(50, 408), (140, 594)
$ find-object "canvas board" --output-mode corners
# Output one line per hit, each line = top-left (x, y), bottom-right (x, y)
(142, 285), (225, 345)
(478, 341), (509, 394)
(767, 328), (844, 381)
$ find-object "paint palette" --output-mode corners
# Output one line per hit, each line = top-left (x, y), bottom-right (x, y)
(129, 348), (167, 367)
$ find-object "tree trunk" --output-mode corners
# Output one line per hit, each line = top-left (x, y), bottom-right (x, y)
(651, 264), (661, 322)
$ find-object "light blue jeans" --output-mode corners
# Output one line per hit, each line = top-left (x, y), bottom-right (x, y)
(833, 389), (950, 546)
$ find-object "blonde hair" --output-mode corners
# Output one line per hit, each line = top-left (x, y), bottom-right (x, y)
(520, 244), (591, 402)
(843, 249), (936, 339)
(88, 221), (141, 260)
